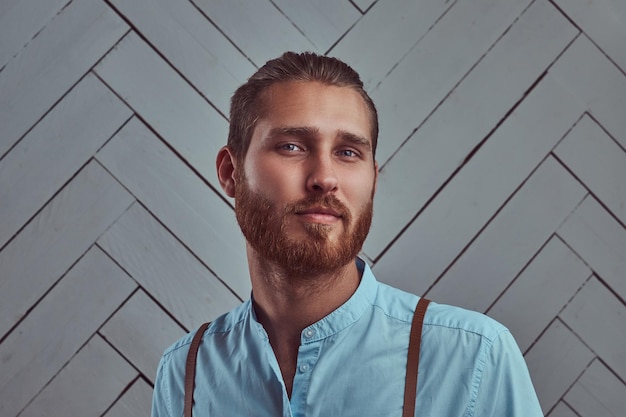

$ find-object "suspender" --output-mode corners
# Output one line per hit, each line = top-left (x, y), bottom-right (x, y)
(184, 321), (210, 417)
(183, 298), (431, 417)
(403, 297), (431, 417)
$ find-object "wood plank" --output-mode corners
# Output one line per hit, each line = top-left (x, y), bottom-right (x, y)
(0, 0), (69, 69)
(364, 1), (580, 259)
(97, 203), (242, 330)
(109, 0), (254, 115)
(549, 35), (626, 149)
(371, 0), (545, 165)
(372, 74), (585, 295)
(0, 73), (131, 248)
(524, 319), (594, 414)
(548, 402), (578, 417)
(0, 247), (136, 417)
(554, 114), (626, 225)
(18, 335), (137, 417)
(0, 0), (128, 158)
(191, 0), (316, 65)
(426, 157), (587, 312)
(554, 0), (626, 73)
(103, 378), (153, 417)
(487, 236), (591, 352)
(564, 359), (626, 417)
(273, 0), (359, 52)
(96, 117), (250, 297)
(0, 161), (135, 339)
(557, 196), (626, 301)
(100, 290), (186, 383)
(331, 0), (454, 90)
(560, 276), (626, 382)
(94, 31), (227, 194)
(350, 0), (375, 13)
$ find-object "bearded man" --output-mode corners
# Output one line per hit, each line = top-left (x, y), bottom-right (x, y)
(151, 52), (543, 417)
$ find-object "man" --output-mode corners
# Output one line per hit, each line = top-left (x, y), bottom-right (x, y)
(152, 52), (543, 416)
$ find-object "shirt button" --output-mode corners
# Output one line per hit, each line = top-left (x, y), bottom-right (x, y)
(304, 329), (315, 338)
(299, 363), (310, 373)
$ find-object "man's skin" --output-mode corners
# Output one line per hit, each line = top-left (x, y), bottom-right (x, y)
(216, 80), (378, 396)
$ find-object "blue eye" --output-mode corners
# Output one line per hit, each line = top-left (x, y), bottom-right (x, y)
(338, 149), (358, 158)
(280, 143), (301, 152)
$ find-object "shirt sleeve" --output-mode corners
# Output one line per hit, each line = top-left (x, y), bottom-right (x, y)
(151, 353), (172, 417)
(472, 330), (544, 417)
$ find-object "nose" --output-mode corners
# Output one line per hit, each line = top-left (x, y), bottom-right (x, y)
(306, 154), (338, 193)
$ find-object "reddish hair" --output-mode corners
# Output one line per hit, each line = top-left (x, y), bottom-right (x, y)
(227, 51), (378, 161)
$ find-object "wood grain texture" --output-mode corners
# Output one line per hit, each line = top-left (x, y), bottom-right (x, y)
(371, 0), (536, 165)
(548, 402), (579, 417)
(96, 117), (250, 297)
(524, 319), (594, 414)
(364, 1), (580, 259)
(550, 35), (626, 148)
(0, 1), (624, 414)
(100, 290), (186, 383)
(0, 247), (136, 417)
(0, 73), (131, 248)
(0, 161), (134, 339)
(373, 74), (584, 295)
(94, 31), (227, 194)
(350, 0), (375, 13)
(0, 0), (69, 69)
(331, 0), (454, 90)
(554, 114), (626, 225)
(487, 236), (591, 352)
(19, 335), (137, 417)
(0, 0), (127, 158)
(97, 203), (242, 330)
(557, 196), (626, 301)
(554, 0), (626, 72)
(103, 378), (154, 417)
(191, 0), (316, 65)
(564, 359), (626, 417)
(108, 0), (255, 115)
(426, 157), (586, 311)
(560, 276), (626, 381)
(273, 0), (360, 52)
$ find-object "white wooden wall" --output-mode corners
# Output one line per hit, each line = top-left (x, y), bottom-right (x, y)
(1, 1), (625, 416)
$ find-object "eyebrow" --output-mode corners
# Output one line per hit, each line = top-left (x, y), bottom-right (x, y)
(266, 126), (372, 151)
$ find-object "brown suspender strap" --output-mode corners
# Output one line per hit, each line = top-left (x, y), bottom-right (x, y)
(402, 297), (431, 417)
(184, 322), (210, 417)
(183, 299), (431, 417)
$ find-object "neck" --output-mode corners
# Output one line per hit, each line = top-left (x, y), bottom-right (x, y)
(248, 245), (361, 333)
(246, 245), (361, 397)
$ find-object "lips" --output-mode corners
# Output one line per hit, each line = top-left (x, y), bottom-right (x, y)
(296, 206), (342, 217)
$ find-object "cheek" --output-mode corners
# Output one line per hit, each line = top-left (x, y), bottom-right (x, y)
(244, 159), (302, 198)
(344, 175), (376, 209)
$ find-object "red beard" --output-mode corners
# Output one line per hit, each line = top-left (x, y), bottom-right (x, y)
(234, 172), (373, 277)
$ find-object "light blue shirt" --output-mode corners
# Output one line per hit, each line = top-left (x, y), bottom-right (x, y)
(152, 259), (543, 416)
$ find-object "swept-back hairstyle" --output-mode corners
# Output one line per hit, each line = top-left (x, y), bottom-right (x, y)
(227, 51), (378, 161)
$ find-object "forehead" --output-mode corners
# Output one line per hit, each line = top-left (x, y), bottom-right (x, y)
(256, 81), (372, 139)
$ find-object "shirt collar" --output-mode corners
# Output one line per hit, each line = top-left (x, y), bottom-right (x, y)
(247, 257), (379, 343)
(300, 257), (378, 343)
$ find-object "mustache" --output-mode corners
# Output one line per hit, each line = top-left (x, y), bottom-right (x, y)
(286, 194), (350, 219)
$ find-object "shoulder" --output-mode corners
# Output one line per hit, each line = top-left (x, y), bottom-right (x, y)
(152, 302), (250, 416)
(424, 300), (508, 343)
(159, 300), (250, 372)
(372, 281), (507, 342)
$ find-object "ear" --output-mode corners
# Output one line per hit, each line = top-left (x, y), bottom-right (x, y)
(216, 146), (238, 198)
(373, 160), (379, 195)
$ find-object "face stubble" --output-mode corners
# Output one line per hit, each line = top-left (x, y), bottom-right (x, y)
(234, 170), (373, 278)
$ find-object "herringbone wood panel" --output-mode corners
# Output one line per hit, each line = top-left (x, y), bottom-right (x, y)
(1, 1), (625, 416)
